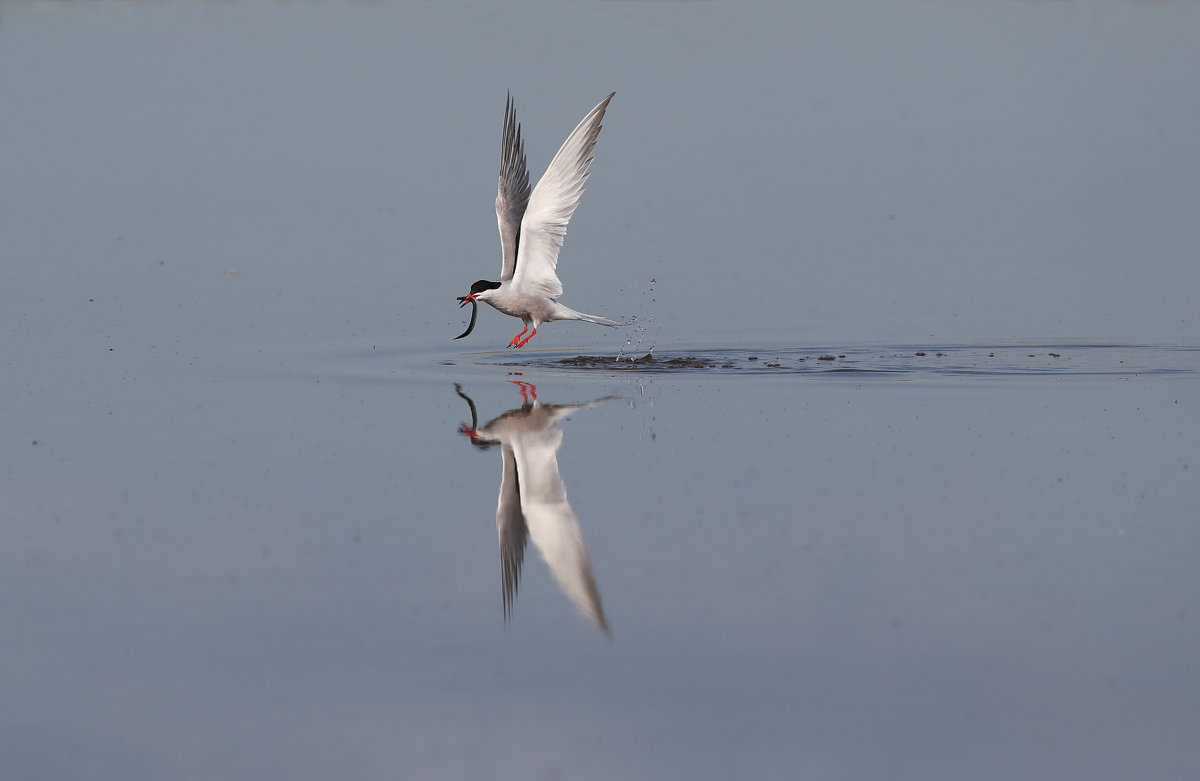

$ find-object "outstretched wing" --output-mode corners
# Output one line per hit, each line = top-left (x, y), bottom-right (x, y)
(511, 92), (615, 299)
(513, 427), (610, 635)
(496, 93), (531, 282)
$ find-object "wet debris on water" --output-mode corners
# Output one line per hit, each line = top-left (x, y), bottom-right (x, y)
(818, 355), (837, 361)
(1049, 353), (1061, 358)
(662, 356), (715, 368)
(556, 354), (716, 369)
(748, 356), (758, 361)
(915, 352), (926, 356)
(557, 355), (620, 366)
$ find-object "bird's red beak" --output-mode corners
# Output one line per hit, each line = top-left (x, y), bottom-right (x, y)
(457, 293), (478, 308)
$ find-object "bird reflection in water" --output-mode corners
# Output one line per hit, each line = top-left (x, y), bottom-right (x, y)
(455, 382), (613, 635)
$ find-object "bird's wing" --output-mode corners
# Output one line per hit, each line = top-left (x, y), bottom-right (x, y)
(512, 427), (609, 634)
(511, 92), (615, 300)
(496, 93), (531, 282)
(496, 445), (528, 622)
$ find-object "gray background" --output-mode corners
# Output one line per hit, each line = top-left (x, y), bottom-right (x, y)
(2, 1), (1198, 779)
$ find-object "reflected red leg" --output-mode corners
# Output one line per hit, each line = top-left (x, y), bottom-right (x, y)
(510, 380), (538, 402)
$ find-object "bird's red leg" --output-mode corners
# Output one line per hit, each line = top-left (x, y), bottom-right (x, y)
(515, 327), (538, 348)
(507, 324), (529, 348)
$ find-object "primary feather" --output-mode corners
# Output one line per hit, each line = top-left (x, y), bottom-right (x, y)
(496, 93), (531, 282)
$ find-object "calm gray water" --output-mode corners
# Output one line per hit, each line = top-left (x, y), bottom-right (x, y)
(3, 2), (1199, 780)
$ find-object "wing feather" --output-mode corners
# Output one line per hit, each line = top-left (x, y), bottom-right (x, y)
(496, 446), (528, 622)
(513, 427), (609, 635)
(496, 93), (532, 282)
(512, 92), (615, 299)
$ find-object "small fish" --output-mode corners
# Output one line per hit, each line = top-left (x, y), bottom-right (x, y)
(454, 297), (478, 340)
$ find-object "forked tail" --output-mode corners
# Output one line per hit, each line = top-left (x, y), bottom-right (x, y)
(575, 312), (628, 327)
(554, 302), (631, 327)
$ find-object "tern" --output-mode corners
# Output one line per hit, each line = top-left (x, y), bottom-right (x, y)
(455, 92), (623, 347)
(456, 382), (611, 634)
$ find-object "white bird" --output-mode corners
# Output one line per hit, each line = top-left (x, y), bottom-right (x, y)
(456, 382), (611, 634)
(455, 92), (623, 348)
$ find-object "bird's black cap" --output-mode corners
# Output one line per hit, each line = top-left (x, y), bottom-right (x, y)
(469, 280), (502, 294)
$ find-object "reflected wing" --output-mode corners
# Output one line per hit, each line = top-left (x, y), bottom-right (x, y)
(512, 427), (609, 634)
(511, 92), (615, 299)
(496, 93), (531, 282)
(496, 445), (528, 622)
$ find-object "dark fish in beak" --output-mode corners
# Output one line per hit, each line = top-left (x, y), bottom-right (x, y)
(454, 297), (478, 340)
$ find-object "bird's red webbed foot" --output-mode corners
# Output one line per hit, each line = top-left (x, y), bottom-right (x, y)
(458, 423), (479, 439)
(510, 380), (538, 402)
(514, 327), (538, 348)
(507, 324), (529, 348)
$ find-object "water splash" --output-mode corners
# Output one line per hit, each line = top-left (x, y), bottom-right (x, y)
(614, 277), (659, 362)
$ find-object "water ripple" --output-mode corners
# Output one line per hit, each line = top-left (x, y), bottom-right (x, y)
(466, 343), (1200, 378)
